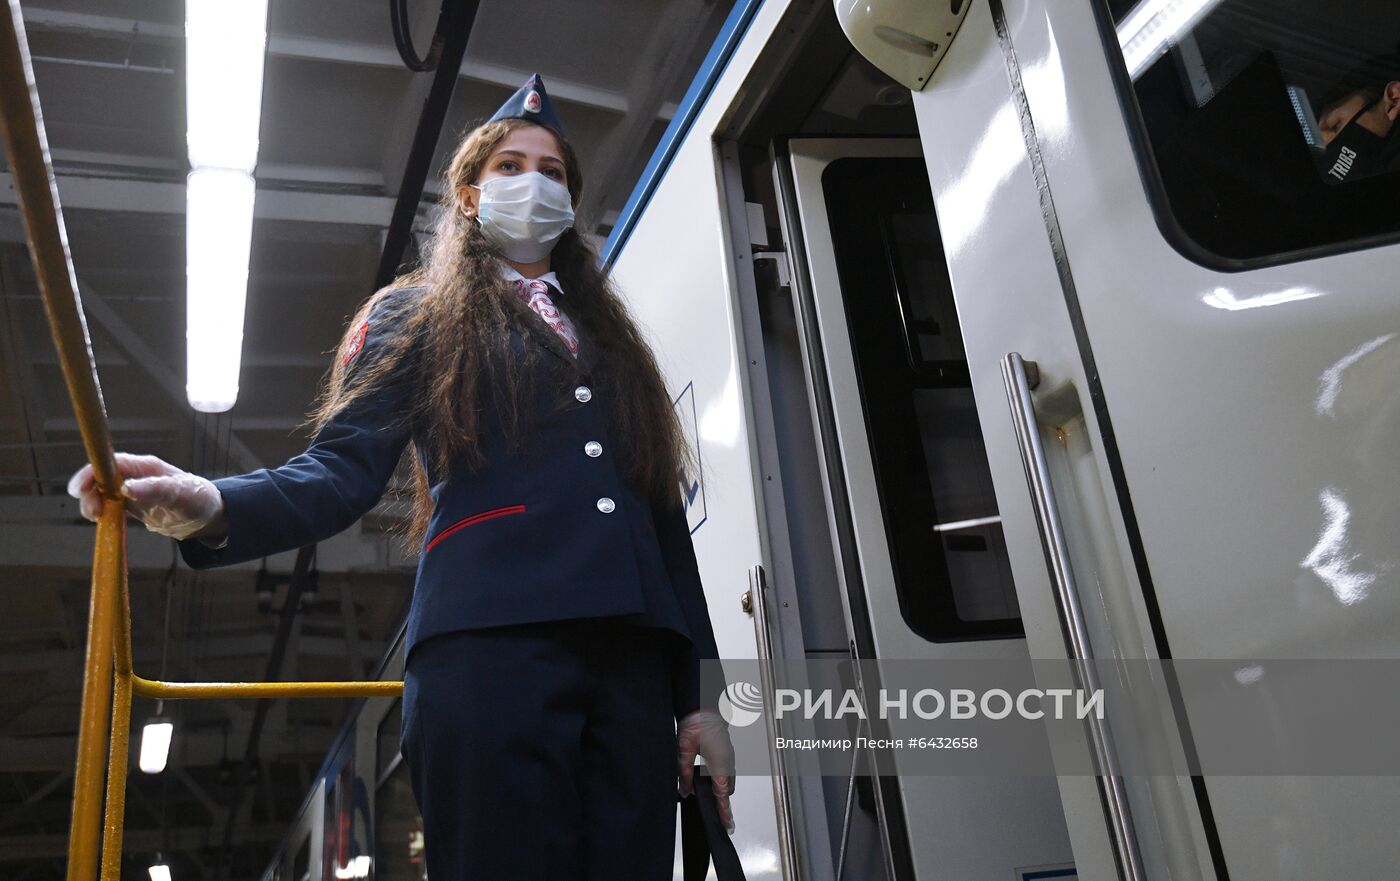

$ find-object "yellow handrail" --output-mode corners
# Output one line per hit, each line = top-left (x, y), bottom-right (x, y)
(0, 5), (404, 879)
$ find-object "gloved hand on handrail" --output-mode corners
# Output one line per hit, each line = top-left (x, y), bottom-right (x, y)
(67, 452), (226, 542)
(677, 707), (736, 834)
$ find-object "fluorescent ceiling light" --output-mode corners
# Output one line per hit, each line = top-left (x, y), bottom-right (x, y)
(138, 719), (174, 774)
(186, 169), (255, 413)
(184, 0), (269, 413)
(1117, 0), (1224, 80)
(185, 1), (269, 172)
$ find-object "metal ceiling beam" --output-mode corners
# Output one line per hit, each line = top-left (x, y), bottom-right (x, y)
(173, 768), (225, 825)
(576, 0), (716, 227)
(378, 0), (446, 217)
(375, 0), (478, 288)
(0, 172), (397, 226)
(0, 771), (70, 832)
(0, 726), (339, 774)
(0, 251), (48, 494)
(0, 649), (352, 768)
(61, 264), (368, 288)
(34, 351), (334, 370)
(0, 634), (382, 679)
(19, 6), (676, 120)
(219, 542), (316, 859)
(75, 282), (263, 473)
(0, 518), (408, 571)
(338, 581), (364, 679)
(48, 148), (388, 189)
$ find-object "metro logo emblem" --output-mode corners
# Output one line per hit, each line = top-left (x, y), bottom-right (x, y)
(523, 89), (542, 114)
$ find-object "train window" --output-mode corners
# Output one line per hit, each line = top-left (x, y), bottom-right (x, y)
(1103, 0), (1400, 265)
(375, 699), (403, 788)
(292, 835), (310, 881)
(322, 760), (363, 881)
(822, 157), (1023, 641)
(374, 756), (426, 880)
(374, 698), (426, 881)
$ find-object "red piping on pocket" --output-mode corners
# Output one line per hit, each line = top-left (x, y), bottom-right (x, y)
(424, 504), (527, 553)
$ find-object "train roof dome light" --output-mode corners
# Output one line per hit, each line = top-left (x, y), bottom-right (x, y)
(834, 0), (973, 91)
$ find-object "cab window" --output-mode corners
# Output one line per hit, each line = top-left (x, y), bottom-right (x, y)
(1104, 0), (1400, 265)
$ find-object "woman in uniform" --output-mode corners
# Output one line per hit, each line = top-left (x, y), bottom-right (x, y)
(68, 74), (735, 880)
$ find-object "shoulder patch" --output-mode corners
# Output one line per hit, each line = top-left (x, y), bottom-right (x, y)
(343, 318), (370, 367)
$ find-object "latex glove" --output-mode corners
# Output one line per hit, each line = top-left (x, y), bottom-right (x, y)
(677, 707), (736, 834)
(67, 452), (226, 541)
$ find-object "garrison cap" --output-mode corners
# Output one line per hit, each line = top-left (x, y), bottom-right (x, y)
(487, 73), (565, 136)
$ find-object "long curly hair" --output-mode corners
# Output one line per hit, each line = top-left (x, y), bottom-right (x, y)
(306, 117), (692, 550)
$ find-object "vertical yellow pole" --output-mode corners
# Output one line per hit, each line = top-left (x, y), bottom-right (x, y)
(0, 0), (118, 486)
(0, 9), (125, 878)
(101, 510), (133, 881)
(100, 676), (132, 881)
(67, 502), (122, 881)
(1, 4), (405, 877)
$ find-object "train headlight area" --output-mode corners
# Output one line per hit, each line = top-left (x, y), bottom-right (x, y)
(3, 0), (1400, 880)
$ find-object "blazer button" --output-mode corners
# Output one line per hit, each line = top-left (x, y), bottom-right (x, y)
(574, 385), (593, 402)
(596, 497), (616, 513)
(584, 441), (602, 457)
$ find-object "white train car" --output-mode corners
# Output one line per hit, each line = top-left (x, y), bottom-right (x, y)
(264, 1), (1400, 879)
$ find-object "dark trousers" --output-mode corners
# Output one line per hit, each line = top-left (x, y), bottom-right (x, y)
(401, 618), (681, 880)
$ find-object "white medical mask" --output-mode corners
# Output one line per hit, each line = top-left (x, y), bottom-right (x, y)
(470, 171), (575, 262)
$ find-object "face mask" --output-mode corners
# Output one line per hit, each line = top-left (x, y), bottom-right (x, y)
(1322, 101), (1400, 185)
(470, 171), (575, 262)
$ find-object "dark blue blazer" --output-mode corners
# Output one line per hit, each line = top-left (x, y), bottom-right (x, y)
(178, 285), (719, 719)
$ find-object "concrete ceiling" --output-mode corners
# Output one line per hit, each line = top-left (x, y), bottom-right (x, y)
(0, 1), (733, 878)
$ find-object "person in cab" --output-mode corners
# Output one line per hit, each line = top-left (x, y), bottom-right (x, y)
(1317, 53), (1400, 183)
(68, 74), (735, 880)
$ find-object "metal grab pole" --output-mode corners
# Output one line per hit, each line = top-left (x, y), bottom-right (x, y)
(1, 4), (408, 876)
(0, 9), (123, 878)
(101, 518), (134, 881)
(0, 0), (118, 489)
(68, 504), (123, 881)
(1000, 353), (1147, 881)
(101, 675), (133, 881)
(132, 678), (405, 700)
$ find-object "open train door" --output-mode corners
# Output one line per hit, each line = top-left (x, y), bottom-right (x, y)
(770, 133), (1078, 880)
